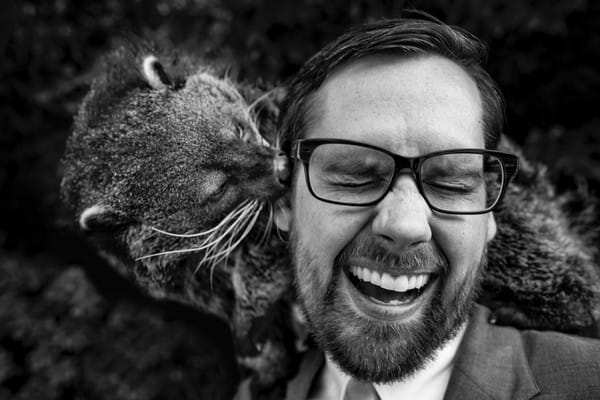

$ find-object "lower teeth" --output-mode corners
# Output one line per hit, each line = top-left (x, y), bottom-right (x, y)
(369, 296), (414, 306)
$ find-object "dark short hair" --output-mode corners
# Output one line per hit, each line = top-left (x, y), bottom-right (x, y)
(278, 15), (505, 156)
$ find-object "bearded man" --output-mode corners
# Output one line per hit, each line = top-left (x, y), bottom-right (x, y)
(270, 15), (600, 400)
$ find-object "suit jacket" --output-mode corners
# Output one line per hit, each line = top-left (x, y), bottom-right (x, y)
(284, 305), (600, 400)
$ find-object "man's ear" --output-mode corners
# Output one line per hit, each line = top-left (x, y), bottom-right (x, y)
(79, 204), (130, 232)
(487, 212), (497, 242)
(273, 195), (292, 233)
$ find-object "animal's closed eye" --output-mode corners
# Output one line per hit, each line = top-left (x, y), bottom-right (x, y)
(209, 180), (229, 201)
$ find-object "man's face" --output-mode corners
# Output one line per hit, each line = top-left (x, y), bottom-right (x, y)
(284, 54), (497, 383)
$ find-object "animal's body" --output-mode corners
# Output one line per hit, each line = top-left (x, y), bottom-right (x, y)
(484, 137), (600, 334)
(61, 43), (296, 390)
(62, 43), (599, 397)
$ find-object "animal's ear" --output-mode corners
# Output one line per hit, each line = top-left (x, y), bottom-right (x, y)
(273, 196), (291, 233)
(79, 205), (130, 232)
(142, 55), (172, 91)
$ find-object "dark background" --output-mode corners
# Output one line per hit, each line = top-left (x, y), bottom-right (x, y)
(1, 1), (599, 398)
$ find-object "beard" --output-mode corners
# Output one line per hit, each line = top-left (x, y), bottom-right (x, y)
(291, 230), (486, 384)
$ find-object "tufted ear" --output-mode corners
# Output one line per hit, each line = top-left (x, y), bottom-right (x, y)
(79, 205), (131, 232)
(142, 55), (171, 91)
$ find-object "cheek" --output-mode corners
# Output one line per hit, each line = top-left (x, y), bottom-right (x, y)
(432, 216), (489, 282)
(291, 175), (365, 282)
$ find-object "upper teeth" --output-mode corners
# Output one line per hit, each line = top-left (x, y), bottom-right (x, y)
(349, 266), (430, 292)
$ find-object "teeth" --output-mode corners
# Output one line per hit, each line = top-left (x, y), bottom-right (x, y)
(381, 273), (395, 291)
(363, 268), (371, 282)
(408, 275), (416, 288)
(370, 271), (381, 286)
(396, 275), (408, 292)
(349, 267), (431, 293)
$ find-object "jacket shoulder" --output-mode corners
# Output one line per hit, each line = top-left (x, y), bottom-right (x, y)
(521, 329), (600, 398)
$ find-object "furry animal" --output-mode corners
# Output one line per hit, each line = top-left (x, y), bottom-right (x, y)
(60, 43), (297, 391)
(62, 43), (599, 397)
(483, 136), (600, 334)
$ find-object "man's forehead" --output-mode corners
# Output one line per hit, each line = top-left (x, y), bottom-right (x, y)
(304, 54), (485, 154)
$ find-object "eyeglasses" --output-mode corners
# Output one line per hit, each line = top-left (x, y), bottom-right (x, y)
(293, 139), (518, 215)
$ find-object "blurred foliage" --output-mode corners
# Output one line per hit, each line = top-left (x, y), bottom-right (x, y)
(0, 252), (238, 399)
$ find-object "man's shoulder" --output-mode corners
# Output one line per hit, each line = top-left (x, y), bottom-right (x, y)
(518, 328), (600, 391)
(456, 305), (600, 399)
(520, 326), (600, 362)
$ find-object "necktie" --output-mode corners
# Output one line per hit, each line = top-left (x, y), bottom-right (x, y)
(343, 378), (381, 400)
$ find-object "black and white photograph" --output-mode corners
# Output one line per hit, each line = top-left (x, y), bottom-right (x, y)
(1, 1), (599, 399)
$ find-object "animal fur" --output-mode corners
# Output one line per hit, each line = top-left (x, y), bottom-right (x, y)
(60, 42), (297, 391)
(482, 136), (600, 334)
(61, 43), (600, 397)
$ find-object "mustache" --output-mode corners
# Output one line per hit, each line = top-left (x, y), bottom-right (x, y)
(335, 235), (448, 275)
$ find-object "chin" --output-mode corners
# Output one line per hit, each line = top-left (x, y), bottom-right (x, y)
(294, 245), (485, 384)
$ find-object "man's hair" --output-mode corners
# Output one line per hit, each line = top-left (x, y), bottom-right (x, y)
(278, 14), (505, 156)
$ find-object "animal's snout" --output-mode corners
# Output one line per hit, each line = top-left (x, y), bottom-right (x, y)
(274, 152), (290, 186)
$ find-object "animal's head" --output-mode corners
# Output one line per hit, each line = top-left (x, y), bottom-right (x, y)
(61, 43), (290, 321)
(62, 44), (288, 235)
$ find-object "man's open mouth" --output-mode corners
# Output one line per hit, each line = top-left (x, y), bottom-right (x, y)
(345, 265), (436, 306)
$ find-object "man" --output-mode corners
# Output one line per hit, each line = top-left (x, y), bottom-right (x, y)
(273, 15), (600, 400)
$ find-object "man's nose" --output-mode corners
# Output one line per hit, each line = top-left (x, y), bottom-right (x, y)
(371, 175), (432, 250)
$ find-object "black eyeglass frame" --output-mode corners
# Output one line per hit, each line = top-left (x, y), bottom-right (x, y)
(293, 138), (519, 215)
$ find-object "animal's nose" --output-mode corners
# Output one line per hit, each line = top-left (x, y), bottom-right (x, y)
(274, 152), (290, 185)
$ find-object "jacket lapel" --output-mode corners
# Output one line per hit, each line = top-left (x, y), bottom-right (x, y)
(444, 305), (540, 400)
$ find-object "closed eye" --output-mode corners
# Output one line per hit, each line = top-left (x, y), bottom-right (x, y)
(207, 180), (229, 202)
(423, 180), (478, 194)
(329, 178), (382, 187)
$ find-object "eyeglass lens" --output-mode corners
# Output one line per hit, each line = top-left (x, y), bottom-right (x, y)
(307, 143), (504, 212)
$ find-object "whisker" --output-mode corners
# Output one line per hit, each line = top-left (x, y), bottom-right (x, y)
(136, 200), (257, 260)
(201, 200), (256, 247)
(258, 201), (273, 247)
(248, 90), (274, 114)
(150, 226), (214, 238)
(137, 197), (264, 294)
(203, 201), (261, 263)
(136, 245), (213, 260)
(194, 200), (260, 270)
(148, 199), (254, 238)
(204, 201), (262, 289)
(202, 201), (260, 265)
(204, 203), (263, 263)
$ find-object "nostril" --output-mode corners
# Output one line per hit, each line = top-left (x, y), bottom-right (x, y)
(274, 152), (290, 185)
